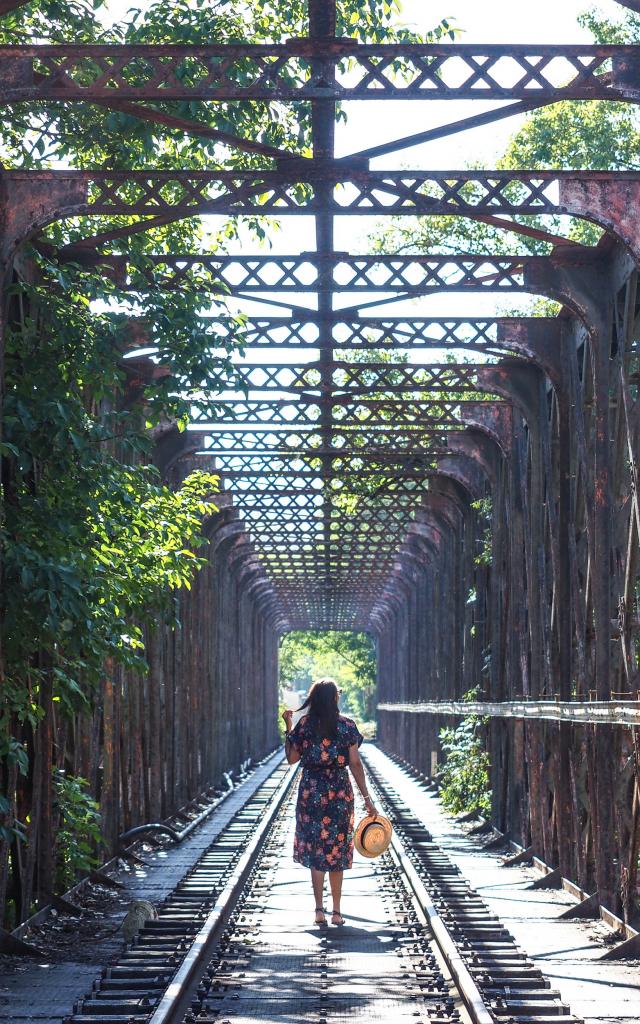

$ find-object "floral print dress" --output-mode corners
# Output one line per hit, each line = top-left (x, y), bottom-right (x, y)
(289, 714), (363, 872)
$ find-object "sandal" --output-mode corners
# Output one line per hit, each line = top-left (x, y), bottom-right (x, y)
(314, 906), (327, 925)
(331, 910), (345, 926)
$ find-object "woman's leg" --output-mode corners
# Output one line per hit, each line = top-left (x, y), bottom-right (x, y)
(329, 870), (343, 920)
(311, 868), (326, 914)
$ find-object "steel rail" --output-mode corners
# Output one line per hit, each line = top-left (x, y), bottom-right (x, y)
(364, 752), (582, 1024)
(387, 838), (495, 1024)
(63, 756), (296, 1024)
(109, 752), (496, 1024)
(135, 748), (577, 1024)
(147, 760), (298, 1024)
(143, 760), (459, 1024)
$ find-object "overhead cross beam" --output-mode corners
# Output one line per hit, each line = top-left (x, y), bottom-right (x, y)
(109, 253), (571, 293)
(7, 168), (640, 223)
(162, 316), (559, 353)
(1, 43), (638, 102)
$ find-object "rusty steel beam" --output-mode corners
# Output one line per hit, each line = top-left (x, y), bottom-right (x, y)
(1, 44), (638, 102)
(104, 253), (558, 293)
(92, 97), (296, 162)
(188, 399), (500, 428)
(4, 168), (640, 230)
(187, 315), (560, 353)
(192, 425), (461, 443)
(219, 471), (441, 485)
(205, 361), (501, 392)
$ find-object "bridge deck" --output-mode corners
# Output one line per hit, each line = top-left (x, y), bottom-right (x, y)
(202, 804), (457, 1024)
(1, 746), (638, 1024)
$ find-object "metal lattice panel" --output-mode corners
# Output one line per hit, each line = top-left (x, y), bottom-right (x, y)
(7, 167), (640, 220)
(115, 254), (553, 292)
(1, 43), (638, 101)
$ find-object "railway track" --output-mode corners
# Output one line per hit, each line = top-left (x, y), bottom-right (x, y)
(62, 749), (581, 1024)
(64, 760), (295, 1024)
(363, 751), (583, 1024)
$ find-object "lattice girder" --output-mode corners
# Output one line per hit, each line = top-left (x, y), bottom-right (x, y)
(1, 43), (638, 102)
(8, 168), (640, 228)
(116, 253), (552, 293)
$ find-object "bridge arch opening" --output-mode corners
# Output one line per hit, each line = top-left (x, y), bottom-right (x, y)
(278, 629), (378, 736)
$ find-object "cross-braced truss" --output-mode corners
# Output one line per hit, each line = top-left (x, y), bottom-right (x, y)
(2, 0), (639, 632)
(1, 42), (638, 102)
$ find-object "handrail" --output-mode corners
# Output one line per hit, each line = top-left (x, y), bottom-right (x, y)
(378, 698), (640, 725)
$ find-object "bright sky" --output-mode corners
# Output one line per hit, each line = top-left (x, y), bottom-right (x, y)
(343, 0), (604, 168)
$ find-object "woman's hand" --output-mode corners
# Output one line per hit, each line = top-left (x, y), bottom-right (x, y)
(282, 708), (293, 733)
(364, 794), (377, 817)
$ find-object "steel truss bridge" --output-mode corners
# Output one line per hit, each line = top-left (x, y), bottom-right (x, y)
(2, 0), (640, 929)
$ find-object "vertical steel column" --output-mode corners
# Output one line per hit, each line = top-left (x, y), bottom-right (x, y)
(309, 0), (338, 588)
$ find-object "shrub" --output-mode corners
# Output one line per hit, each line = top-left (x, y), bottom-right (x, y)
(52, 771), (102, 891)
(359, 720), (377, 741)
(436, 706), (491, 816)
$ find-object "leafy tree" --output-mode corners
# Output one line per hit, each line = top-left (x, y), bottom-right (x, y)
(371, 8), (639, 261)
(579, 5), (640, 45)
(500, 101), (640, 176)
(279, 630), (377, 722)
(0, 249), (224, 856)
(498, 3), (640, 180)
(0, 0), (454, 172)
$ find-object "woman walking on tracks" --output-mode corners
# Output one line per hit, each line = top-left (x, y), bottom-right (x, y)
(282, 678), (376, 926)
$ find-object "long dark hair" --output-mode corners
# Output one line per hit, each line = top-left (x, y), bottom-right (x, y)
(298, 678), (339, 740)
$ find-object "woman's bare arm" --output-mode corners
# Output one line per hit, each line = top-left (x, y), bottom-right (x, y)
(284, 736), (301, 764)
(348, 744), (376, 814)
(282, 708), (301, 764)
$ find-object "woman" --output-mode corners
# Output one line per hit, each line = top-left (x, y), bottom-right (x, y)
(282, 678), (377, 926)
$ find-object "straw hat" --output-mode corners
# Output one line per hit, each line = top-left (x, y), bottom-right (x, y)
(354, 813), (393, 858)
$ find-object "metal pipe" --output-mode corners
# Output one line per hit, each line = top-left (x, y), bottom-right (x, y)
(378, 698), (640, 725)
(118, 762), (248, 847)
(118, 822), (182, 844)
